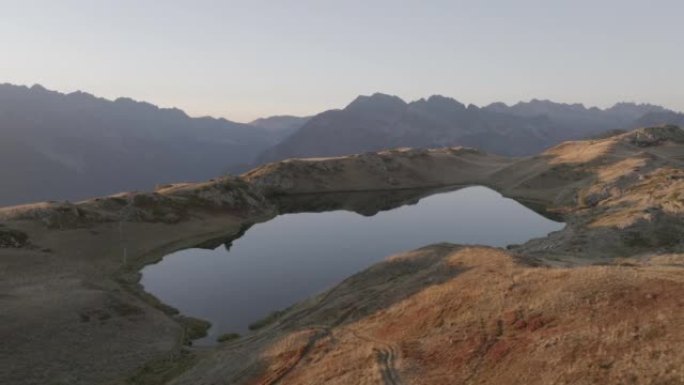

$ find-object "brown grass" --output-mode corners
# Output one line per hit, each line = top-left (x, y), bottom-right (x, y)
(238, 247), (684, 385)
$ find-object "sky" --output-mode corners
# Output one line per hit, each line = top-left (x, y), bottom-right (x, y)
(1, 0), (682, 122)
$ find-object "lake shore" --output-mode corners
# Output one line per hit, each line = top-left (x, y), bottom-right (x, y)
(1, 127), (683, 384)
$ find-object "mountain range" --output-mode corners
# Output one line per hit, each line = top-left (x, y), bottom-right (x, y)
(0, 84), (280, 206)
(258, 93), (679, 162)
(248, 115), (311, 139)
(1, 83), (682, 206)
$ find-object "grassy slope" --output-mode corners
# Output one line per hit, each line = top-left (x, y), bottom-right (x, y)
(173, 126), (684, 384)
(0, 126), (682, 384)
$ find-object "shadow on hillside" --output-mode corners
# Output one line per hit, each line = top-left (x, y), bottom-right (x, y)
(273, 185), (466, 216)
(256, 244), (465, 332)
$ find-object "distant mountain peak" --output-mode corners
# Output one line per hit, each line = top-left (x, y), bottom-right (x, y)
(345, 93), (407, 112)
(30, 84), (48, 92)
(611, 101), (662, 108)
(522, 99), (587, 110)
(486, 102), (508, 109)
(605, 102), (669, 118)
(249, 115), (311, 135)
(428, 95), (466, 109)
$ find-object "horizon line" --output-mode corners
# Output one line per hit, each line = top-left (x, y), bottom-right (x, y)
(2, 81), (680, 124)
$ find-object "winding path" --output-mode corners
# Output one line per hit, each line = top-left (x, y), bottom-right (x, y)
(350, 330), (402, 385)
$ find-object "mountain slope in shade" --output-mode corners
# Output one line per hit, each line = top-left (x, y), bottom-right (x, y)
(485, 99), (670, 136)
(630, 110), (684, 129)
(249, 115), (310, 132)
(1, 126), (682, 385)
(249, 115), (311, 141)
(0, 84), (280, 206)
(258, 93), (676, 163)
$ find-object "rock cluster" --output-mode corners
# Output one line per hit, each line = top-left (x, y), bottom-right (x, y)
(0, 227), (28, 248)
(625, 125), (684, 146)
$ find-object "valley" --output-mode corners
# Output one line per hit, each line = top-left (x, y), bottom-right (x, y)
(141, 186), (564, 344)
(0, 125), (682, 384)
(3, 83), (683, 208)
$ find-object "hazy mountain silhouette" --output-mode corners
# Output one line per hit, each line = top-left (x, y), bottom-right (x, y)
(249, 115), (310, 140)
(258, 94), (676, 163)
(485, 99), (669, 136)
(0, 84), (280, 206)
(630, 110), (684, 128)
(3, 84), (679, 207)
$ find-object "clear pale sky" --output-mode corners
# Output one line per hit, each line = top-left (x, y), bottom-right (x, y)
(1, 0), (682, 122)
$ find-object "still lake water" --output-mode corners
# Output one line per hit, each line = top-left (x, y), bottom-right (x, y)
(141, 186), (564, 344)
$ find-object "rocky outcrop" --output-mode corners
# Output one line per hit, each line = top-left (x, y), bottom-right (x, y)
(244, 147), (504, 195)
(0, 227), (28, 248)
(622, 124), (684, 146)
(0, 176), (275, 229)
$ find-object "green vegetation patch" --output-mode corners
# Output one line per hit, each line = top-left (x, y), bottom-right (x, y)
(176, 316), (211, 343)
(217, 333), (241, 343)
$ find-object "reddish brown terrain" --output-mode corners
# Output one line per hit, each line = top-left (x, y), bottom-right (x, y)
(195, 246), (682, 385)
(1, 126), (682, 384)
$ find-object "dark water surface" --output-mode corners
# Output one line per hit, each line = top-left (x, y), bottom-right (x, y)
(141, 186), (564, 344)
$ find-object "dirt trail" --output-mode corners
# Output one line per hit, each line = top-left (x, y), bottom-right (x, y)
(256, 328), (331, 385)
(351, 330), (402, 385)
